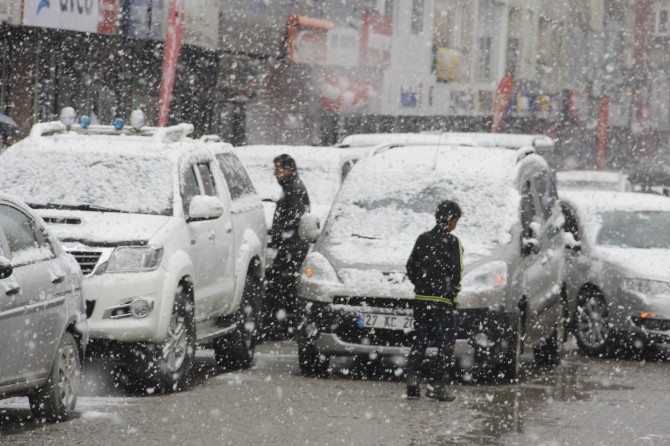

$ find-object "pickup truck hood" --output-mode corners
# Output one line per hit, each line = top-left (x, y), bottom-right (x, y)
(36, 210), (170, 246)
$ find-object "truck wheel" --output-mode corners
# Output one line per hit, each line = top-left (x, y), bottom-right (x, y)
(129, 285), (195, 392)
(214, 275), (260, 370)
(29, 332), (81, 422)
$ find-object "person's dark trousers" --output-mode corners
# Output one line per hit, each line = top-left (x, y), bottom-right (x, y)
(263, 237), (308, 337)
(405, 301), (457, 383)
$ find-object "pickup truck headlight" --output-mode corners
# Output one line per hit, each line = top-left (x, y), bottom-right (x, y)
(461, 261), (507, 292)
(106, 246), (163, 273)
(623, 279), (670, 298)
(303, 252), (339, 283)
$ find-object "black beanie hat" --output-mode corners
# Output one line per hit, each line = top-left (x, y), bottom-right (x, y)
(436, 200), (461, 224)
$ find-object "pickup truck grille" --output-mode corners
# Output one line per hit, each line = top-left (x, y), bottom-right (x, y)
(69, 250), (102, 276)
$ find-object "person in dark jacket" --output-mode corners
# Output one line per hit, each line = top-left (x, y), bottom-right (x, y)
(405, 200), (463, 401)
(264, 154), (311, 337)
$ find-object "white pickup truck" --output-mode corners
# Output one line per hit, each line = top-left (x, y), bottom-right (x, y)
(0, 109), (267, 390)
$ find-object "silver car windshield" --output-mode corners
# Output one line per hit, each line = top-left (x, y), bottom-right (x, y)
(596, 211), (670, 249)
(327, 173), (519, 257)
(0, 149), (174, 216)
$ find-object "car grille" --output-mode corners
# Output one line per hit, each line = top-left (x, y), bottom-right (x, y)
(70, 250), (103, 276)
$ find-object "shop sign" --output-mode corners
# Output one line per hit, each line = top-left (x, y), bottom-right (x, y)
(22, 0), (117, 34)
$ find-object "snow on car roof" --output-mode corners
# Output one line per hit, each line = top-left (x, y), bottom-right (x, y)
(358, 143), (521, 180)
(561, 190), (670, 213)
(339, 132), (553, 150)
(557, 170), (626, 183)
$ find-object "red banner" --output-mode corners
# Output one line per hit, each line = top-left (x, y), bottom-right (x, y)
(596, 96), (609, 170)
(158, 0), (185, 127)
(491, 74), (514, 133)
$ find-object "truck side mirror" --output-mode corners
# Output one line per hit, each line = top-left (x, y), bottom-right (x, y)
(188, 195), (224, 222)
(563, 232), (582, 252)
(299, 213), (321, 243)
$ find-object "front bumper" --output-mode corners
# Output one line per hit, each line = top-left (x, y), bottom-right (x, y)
(83, 268), (168, 343)
(300, 300), (516, 366)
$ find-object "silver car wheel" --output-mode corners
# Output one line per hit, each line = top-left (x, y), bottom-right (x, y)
(57, 343), (80, 408)
(162, 312), (188, 373)
(577, 295), (609, 350)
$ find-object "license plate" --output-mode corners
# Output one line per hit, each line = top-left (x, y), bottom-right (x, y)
(357, 313), (414, 331)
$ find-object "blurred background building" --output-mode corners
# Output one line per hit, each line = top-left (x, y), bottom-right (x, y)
(0, 0), (667, 168)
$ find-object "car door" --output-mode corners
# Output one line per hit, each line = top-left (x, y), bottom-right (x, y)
(0, 204), (67, 383)
(181, 160), (229, 322)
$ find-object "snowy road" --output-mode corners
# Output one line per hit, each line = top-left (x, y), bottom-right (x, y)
(1, 339), (669, 445)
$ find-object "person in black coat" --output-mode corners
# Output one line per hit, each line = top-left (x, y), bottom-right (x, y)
(405, 200), (463, 401)
(264, 154), (311, 337)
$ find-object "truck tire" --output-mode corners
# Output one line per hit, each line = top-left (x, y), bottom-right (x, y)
(29, 332), (81, 422)
(128, 284), (195, 392)
(214, 275), (260, 370)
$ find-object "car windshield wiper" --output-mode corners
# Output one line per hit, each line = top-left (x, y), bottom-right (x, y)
(352, 233), (380, 240)
(26, 202), (127, 213)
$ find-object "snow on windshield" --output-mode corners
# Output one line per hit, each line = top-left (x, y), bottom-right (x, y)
(0, 143), (173, 215)
(323, 147), (520, 266)
(563, 191), (670, 249)
(596, 211), (670, 249)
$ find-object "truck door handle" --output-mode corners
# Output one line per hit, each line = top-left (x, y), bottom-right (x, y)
(52, 274), (65, 284)
(6, 285), (20, 295)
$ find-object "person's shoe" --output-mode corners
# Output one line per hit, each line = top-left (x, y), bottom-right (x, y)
(406, 375), (420, 399)
(425, 383), (456, 402)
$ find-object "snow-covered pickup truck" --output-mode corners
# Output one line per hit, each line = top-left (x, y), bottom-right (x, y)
(0, 109), (266, 390)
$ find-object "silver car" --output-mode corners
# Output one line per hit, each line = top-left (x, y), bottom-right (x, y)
(297, 143), (566, 381)
(561, 190), (670, 356)
(0, 195), (86, 421)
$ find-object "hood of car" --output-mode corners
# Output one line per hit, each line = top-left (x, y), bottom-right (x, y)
(595, 246), (670, 281)
(36, 210), (171, 246)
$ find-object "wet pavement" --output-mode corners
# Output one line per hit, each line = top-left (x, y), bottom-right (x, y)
(1, 337), (669, 445)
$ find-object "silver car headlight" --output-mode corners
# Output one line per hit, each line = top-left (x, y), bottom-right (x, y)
(623, 279), (670, 298)
(461, 261), (507, 292)
(106, 246), (163, 273)
(303, 252), (339, 283)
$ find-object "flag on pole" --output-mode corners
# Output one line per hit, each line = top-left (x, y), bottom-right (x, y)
(158, 0), (185, 127)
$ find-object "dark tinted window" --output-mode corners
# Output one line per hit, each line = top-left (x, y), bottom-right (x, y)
(197, 163), (217, 197)
(216, 153), (257, 200)
(181, 166), (201, 217)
